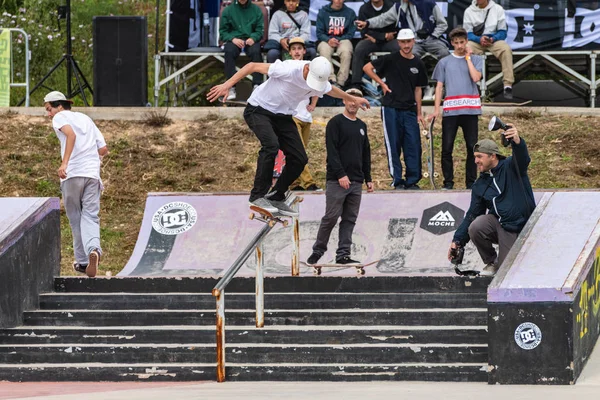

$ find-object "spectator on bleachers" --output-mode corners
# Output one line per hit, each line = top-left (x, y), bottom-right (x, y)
(463, 0), (514, 99)
(356, 0), (449, 99)
(272, 0), (311, 13)
(349, 0), (399, 92)
(316, 0), (357, 88)
(266, 0), (316, 63)
(220, 0), (265, 101)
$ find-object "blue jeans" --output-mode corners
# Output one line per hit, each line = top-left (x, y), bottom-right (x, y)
(381, 107), (422, 187)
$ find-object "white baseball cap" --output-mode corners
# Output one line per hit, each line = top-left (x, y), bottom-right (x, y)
(43, 91), (73, 103)
(397, 29), (415, 40)
(306, 56), (332, 91)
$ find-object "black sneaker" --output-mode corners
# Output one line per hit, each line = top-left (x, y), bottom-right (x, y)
(394, 185), (405, 190)
(503, 87), (513, 100)
(404, 184), (421, 190)
(73, 262), (87, 274)
(290, 186), (305, 191)
(336, 256), (361, 265)
(305, 184), (323, 192)
(442, 183), (454, 190)
(307, 253), (322, 265)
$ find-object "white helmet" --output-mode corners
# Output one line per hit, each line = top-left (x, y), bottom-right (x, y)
(397, 29), (415, 40)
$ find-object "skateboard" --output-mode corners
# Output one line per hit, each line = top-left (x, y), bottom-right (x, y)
(421, 117), (438, 189)
(483, 100), (532, 107)
(301, 260), (380, 276)
(272, 150), (286, 185)
(249, 193), (303, 227)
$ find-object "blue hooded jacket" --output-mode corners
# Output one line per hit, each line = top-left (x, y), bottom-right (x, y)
(453, 139), (536, 246)
(399, 0), (438, 35)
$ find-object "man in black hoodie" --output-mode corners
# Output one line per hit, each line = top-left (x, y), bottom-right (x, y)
(449, 125), (535, 277)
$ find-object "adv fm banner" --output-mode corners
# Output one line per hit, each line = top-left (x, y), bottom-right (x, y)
(308, 0), (600, 51)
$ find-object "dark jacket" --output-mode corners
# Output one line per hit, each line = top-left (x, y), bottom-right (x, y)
(316, 3), (357, 42)
(358, 0), (396, 43)
(219, 0), (264, 43)
(453, 139), (536, 245)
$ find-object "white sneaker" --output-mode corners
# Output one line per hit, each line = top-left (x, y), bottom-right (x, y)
(480, 262), (499, 277)
(226, 88), (237, 101)
(423, 86), (435, 101)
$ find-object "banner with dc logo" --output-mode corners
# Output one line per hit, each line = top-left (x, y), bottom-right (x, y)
(309, 0), (600, 50)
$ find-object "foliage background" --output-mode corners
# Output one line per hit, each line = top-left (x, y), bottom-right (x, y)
(1, 0), (164, 106)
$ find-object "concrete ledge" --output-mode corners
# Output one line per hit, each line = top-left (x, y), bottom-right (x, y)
(3, 105), (600, 121)
(0, 198), (61, 328)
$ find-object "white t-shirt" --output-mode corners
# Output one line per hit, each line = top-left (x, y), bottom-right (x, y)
(294, 98), (313, 123)
(248, 60), (331, 116)
(52, 110), (106, 182)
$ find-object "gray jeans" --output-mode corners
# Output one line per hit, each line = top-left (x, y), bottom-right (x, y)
(468, 214), (518, 267)
(413, 36), (450, 59)
(312, 181), (362, 259)
(61, 177), (103, 265)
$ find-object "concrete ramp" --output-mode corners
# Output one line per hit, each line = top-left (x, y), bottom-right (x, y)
(119, 191), (510, 277)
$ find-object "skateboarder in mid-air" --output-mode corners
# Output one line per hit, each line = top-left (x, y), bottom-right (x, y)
(307, 88), (373, 266)
(207, 57), (370, 217)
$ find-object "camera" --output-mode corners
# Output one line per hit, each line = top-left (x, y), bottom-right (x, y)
(449, 243), (465, 265)
(488, 116), (512, 147)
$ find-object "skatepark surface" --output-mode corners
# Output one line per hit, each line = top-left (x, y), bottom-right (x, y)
(1, 343), (598, 399)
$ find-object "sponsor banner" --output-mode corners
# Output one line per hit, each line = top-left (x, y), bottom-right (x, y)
(308, 0), (600, 50)
(0, 29), (10, 107)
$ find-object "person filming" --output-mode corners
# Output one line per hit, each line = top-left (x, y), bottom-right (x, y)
(448, 123), (535, 277)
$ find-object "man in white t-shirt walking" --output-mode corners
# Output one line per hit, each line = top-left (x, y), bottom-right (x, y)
(207, 56), (369, 216)
(44, 91), (108, 278)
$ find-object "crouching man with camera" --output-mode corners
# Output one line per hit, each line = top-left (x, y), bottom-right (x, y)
(448, 123), (536, 277)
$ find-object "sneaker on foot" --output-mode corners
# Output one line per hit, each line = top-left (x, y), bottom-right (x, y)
(503, 86), (513, 100)
(87, 250), (100, 278)
(404, 184), (421, 190)
(226, 88), (237, 101)
(249, 198), (278, 214)
(305, 184), (322, 192)
(480, 262), (499, 277)
(442, 183), (454, 190)
(73, 262), (87, 274)
(268, 199), (298, 217)
(307, 253), (322, 265)
(336, 256), (361, 265)
(290, 186), (305, 191)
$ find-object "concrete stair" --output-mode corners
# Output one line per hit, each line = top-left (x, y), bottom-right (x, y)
(0, 276), (490, 382)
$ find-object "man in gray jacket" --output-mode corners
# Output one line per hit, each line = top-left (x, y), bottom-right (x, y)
(356, 0), (449, 99)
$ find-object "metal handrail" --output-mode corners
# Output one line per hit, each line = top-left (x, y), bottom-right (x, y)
(0, 28), (30, 107)
(212, 195), (301, 382)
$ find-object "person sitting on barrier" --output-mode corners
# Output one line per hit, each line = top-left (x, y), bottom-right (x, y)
(288, 37), (322, 192)
(307, 88), (374, 266)
(463, 0), (514, 100)
(220, 0), (265, 101)
(349, 0), (399, 93)
(316, 0), (357, 89)
(448, 128), (536, 277)
(44, 91), (108, 279)
(266, 0), (316, 63)
(430, 27), (482, 190)
(206, 58), (369, 216)
(355, 0), (450, 100)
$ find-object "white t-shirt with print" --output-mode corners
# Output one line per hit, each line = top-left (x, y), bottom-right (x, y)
(248, 60), (331, 116)
(52, 110), (105, 182)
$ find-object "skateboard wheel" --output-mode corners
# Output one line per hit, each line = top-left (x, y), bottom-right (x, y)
(422, 130), (428, 136)
(434, 172), (440, 178)
(358, 268), (365, 276)
(282, 220), (289, 227)
(423, 172), (429, 178)
(313, 267), (322, 276)
(268, 220), (276, 228)
(249, 213), (255, 220)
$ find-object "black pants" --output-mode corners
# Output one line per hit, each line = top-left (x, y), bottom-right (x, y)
(244, 105), (308, 202)
(441, 114), (479, 188)
(224, 41), (263, 85)
(351, 39), (400, 86)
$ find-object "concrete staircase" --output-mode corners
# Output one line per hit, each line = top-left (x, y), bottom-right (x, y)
(0, 276), (490, 381)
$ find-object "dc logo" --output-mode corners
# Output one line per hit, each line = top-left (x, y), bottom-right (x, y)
(360, 128), (365, 136)
(152, 202), (198, 235)
(410, 67), (419, 74)
(514, 322), (542, 350)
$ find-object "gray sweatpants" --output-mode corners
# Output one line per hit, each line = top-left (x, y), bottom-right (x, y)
(468, 214), (518, 267)
(312, 181), (362, 259)
(61, 177), (103, 265)
(413, 36), (450, 59)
